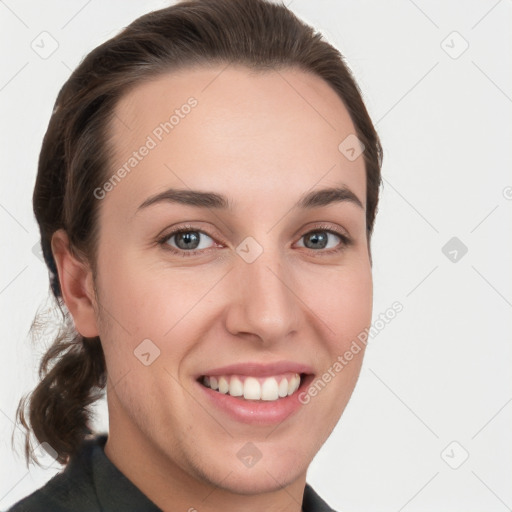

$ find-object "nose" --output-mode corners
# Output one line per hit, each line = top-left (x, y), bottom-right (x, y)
(224, 243), (302, 347)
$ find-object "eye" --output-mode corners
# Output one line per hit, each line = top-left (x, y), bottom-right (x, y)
(158, 226), (217, 257)
(296, 227), (351, 253)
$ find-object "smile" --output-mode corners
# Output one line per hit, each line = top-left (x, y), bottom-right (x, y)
(200, 372), (302, 401)
(196, 361), (314, 425)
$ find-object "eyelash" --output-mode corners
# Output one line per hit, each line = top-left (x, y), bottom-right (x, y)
(156, 223), (352, 258)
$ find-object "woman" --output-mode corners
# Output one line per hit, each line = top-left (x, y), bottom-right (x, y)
(9, 0), (382, 510)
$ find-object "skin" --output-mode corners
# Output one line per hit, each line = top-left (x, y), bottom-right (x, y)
(52, 65), (373, 512)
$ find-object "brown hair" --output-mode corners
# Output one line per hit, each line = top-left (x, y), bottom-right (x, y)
(14, 0), (383, 467)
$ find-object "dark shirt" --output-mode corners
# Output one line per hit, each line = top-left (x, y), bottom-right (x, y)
(7, 434), (336, 511)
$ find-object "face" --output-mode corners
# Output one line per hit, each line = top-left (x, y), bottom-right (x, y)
(92, 65), (372, 495)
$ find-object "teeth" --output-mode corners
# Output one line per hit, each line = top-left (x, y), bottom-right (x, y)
(243, 377), (261, 400)
(261, 377), (279, 401)
(288, 374), (300, 395)
(229, 376), (243, 397)
(278, 378), (288, 398)
(218, 376), (229, 394)
(202, 373), (302, 401)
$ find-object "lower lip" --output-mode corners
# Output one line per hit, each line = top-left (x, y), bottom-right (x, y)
(197, 374), (314, 425)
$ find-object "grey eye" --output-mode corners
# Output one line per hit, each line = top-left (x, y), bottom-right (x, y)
(167, 230), (214, 251)
(298, 231), (341, 250)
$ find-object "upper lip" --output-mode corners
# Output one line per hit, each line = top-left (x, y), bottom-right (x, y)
(198, 361), (314, 378)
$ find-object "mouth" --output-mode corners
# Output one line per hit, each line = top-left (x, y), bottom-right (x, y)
(198, 372), (304, 401)
(195, 362), (315, 425)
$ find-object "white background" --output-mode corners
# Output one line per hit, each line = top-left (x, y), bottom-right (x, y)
(1, 1), (511, 510)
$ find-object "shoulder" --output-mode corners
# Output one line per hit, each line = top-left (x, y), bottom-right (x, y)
(6, 437), (103, 512)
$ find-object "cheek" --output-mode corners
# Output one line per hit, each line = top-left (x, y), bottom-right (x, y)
(94, 257), (198, 411)
(306, 260), (373, 348)
(300, 262), (372, 409)
(97, 249), (207, 338)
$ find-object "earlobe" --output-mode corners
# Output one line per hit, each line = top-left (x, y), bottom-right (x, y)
(51, 229), (99, 338)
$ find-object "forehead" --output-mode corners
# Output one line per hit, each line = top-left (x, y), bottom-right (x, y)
(105, 65), (366, 216)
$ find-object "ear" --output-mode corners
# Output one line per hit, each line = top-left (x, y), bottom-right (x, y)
(51, 229), (99, 338)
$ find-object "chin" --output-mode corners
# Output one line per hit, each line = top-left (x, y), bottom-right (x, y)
(194, 444), (311, 496)
(216, 465), (307, 496)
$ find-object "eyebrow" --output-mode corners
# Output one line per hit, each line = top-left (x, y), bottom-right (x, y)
(136, 185), (364, 213)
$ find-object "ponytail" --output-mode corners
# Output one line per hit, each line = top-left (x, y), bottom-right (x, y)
(14, 306), (106, 466)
